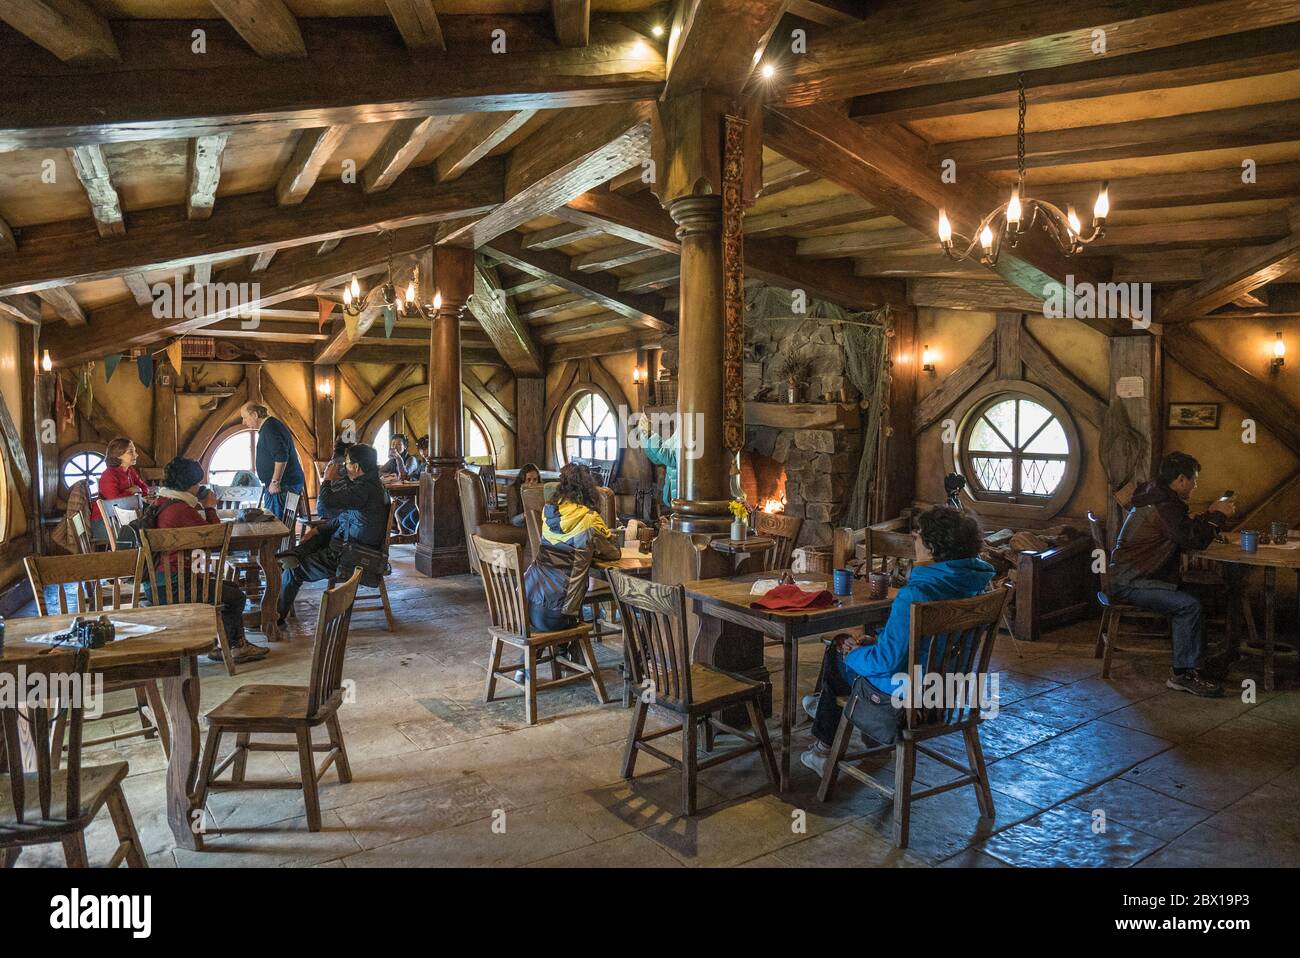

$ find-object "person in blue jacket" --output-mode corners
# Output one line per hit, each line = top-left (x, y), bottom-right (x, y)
(638, 412), (678, 509)
(801, 506), (996, 776)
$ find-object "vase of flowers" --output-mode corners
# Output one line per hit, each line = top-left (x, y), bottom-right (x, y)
(778, 354), (812, 404)
(728, 499), (749, 541)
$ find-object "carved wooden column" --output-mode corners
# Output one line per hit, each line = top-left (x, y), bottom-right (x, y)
(416, 246), (474, 577)
(653, 92), (762, 534)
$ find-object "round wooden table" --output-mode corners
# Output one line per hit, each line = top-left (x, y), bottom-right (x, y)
(3, 604), (220, 850)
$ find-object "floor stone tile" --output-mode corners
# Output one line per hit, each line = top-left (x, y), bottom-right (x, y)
(1017, 720), (1173, 782)
(980, 806), (1165, 867)
(1066, 777), (1211, 842)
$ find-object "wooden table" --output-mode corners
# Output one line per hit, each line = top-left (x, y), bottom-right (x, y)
(594, 543), (654, 574)
(2, 604), (219, 851)
(225, 518), (291, 642)
(1191, 531), (1300, 690)
(684, 571), (896, 791)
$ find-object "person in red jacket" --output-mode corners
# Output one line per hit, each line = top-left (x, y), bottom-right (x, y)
(147, 457), (268, 664)
(90, 437), (150, 546)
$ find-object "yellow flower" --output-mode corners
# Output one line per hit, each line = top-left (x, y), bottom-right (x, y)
(728, 499), (748, 521)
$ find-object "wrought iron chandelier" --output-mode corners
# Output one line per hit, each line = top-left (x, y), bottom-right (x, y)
(938, 74), (1110, 266)
(341, 231), (441, 319)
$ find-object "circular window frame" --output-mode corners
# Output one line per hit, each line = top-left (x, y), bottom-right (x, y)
(554, 385), (623, 474)
(60, 442), (109, 497)
(945, 380), (1080, 521)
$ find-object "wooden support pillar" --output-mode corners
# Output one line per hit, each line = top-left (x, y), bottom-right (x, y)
(416, 245), (474, 577)
(875, 305), (917, 522)
(152, 360), (178, 466)
(1106, 334), (1163, 542)
(515, 377), (545, 467)
(312, 366), (336, 461)
(652, 91), (762, 534)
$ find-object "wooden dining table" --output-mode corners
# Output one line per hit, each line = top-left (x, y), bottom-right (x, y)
(1191, 531), (1300, 690)
(683, 571), (897, 791)
(2, 604), (220, 851)
(223, 517), (292, 642)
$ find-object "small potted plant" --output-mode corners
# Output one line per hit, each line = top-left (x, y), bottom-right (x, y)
(778, 354), (812, 404)
(728, 498), (750, 541)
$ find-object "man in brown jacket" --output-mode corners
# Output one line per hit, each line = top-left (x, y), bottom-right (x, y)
(1110, 451), (1234, 697)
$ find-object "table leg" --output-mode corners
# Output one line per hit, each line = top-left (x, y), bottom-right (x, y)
(259, 538), (284, 641)
(780, 628), (796, 793)
(163, 657), (204, 851)
(1264, 566), (1276, 692)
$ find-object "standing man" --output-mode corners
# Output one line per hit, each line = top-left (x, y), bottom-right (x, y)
(241, 401), (305, 519)
(1109, 451), (1236, 697)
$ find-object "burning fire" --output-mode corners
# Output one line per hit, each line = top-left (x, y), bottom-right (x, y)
(760, 496), (786, 514)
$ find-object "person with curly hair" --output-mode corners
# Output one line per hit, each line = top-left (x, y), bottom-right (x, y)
(801, 506), (995, 776)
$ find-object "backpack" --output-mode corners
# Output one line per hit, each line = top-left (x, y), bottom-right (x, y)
(126, 499), (168, 538)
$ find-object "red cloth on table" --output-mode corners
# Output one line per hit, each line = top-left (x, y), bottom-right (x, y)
(749, 583), (835, 611)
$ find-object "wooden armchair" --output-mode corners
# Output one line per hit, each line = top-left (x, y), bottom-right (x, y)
(194, 571), (363, 833)
(755, 511), (803, 571)
(473, 535), (607, 726)
(817, 589), (1008, 848)
(607, 571), (777, 816)
(458, 469), (528, 574)
(1087, 511), (1171, 677)
(23, 550), (168, 771)
(1, 649), (147, 867)
(138, 523), (237, 676)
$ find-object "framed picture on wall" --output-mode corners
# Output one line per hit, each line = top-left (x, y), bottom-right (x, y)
(1167, 402), (1220, 429)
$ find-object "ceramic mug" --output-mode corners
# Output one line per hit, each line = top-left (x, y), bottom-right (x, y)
(1269, 521), (1288, 544)
(833, 568), (853, 596)
(868, 572), (890, 600)
(1240, 529), (1260, 554)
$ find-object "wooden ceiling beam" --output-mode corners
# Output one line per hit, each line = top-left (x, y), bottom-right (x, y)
(276, 125), (347, 206)
(0, 158), (502, 295)
(571, 241), (659, 272)
(521, 221), (604, 251)
(618, 258), (679, 293)
(362, 116), (439, 194)
(763, 104), (1122, 332)
(744, 194), (879, 237)
(435, 110), (537, 183)
(209, 0), (307, 59)
(849, 23), (1300, 126)
(1083, 214), (1290, 255)
(43, 226), (439, 366)
(0, 217), (15, 254)
(0, 18), (664, 151)
(778, 0), (1300, 105)
(35, 286), (85, 326)
(0, 295), (40, 326)
(186, 134), (230, 221)
(438, 101), (653, 249)
(663, 0), (788, 99)
(0, 0), (120, 63)
(122, 273), (154, 306)
(517, 292), (584, 321)
(482, 230), (669, 329)
(1036, 162), (1300, 216)
(384, 0), (446, 52)
(547, 327), (662, 362)
(1159, 212), (1300, 321)
(550, 0), (590, 47)
(908, 277), (1048, 314)
(467, 257), (544, 377)
(534, 313), (636, 343)
(66, 144), (124, 237)
(939, 100), (1300, 173)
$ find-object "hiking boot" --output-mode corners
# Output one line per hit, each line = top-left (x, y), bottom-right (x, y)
(1200, 652), (1234, 683)
(1167, 669), (1223, 698)
(231, 641), (269, 663)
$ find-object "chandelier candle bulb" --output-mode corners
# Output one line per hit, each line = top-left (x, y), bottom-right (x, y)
(937, 210), (953, 247)
(40, 349), (52, 372)
(980, 225), (994, 254)
(1093, 182), (1110, 222)
(1007, 189), (1022, 228)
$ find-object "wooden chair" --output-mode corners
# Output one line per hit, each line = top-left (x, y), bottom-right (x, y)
(100, 495), (143, 551)
(138, 523), (237, 676)
(1, 649), (148, 868)
(327, 498), (397, 632)
(193, 571), (362, 834)
(867, 527), (916, 581)
(608, 570), (777, 815)
(520, 484), (617, 639)
(69, 510), (94, 555)
(473, 534), (608, 726)
(817, 589), (1009, 848)
(1087, 511), (1171, 678)
(521, 484), (546, 558)
(23, 550), (169, 771)
(458, 469), (529, 573)
(474, 463), (507, 519)
(755, 511), (803, 572)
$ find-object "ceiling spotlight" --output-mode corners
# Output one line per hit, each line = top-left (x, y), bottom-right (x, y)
(761, 63), (776, 79)
(651, 23), (664, 37)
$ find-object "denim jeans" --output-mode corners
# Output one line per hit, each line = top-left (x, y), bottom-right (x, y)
(262, 484), (304, 522)
(812, 643), (901, 748)
(1113, 581), (1205, 671)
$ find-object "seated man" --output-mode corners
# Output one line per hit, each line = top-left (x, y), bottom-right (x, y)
(1108, 451), (1235, 697)
(276, 443), (390, 626)
(801, 506), (995, 776)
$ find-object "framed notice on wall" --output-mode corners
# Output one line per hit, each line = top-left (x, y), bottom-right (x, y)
(1167, 402), (1220, 430)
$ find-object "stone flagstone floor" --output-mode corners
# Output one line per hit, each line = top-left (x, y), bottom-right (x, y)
(14, 545), (1300, 868)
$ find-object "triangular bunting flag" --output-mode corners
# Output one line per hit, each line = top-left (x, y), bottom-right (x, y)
(136, 354), (154, 388)
(343, 311), (359, 341)
(166, 340), (184, 376)
(317, 297), (336, 331)
(104, 353), (123, 383)
(383, 306), (396, 339)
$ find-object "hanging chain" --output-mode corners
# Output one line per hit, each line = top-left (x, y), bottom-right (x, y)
(1016, 72), (1027, 191)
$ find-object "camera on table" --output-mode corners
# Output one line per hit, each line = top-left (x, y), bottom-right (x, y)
(65, 614), (116, 649)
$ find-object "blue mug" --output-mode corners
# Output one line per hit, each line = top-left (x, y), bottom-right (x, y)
(833, 568), (853, 596)
(1240, 529), (1260, 554)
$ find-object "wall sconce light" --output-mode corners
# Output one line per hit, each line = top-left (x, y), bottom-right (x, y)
(40, 349), (52, 373)
(632, 367), (641, 385)
(1272, 332), (1286, 373)
(922, 345), (936, 376)
(317, 377), (333, 398)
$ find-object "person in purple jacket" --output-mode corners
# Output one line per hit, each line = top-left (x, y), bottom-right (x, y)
(801, 506), (995, 777)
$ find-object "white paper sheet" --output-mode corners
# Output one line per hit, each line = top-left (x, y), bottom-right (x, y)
(749, 579), (829, 596)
